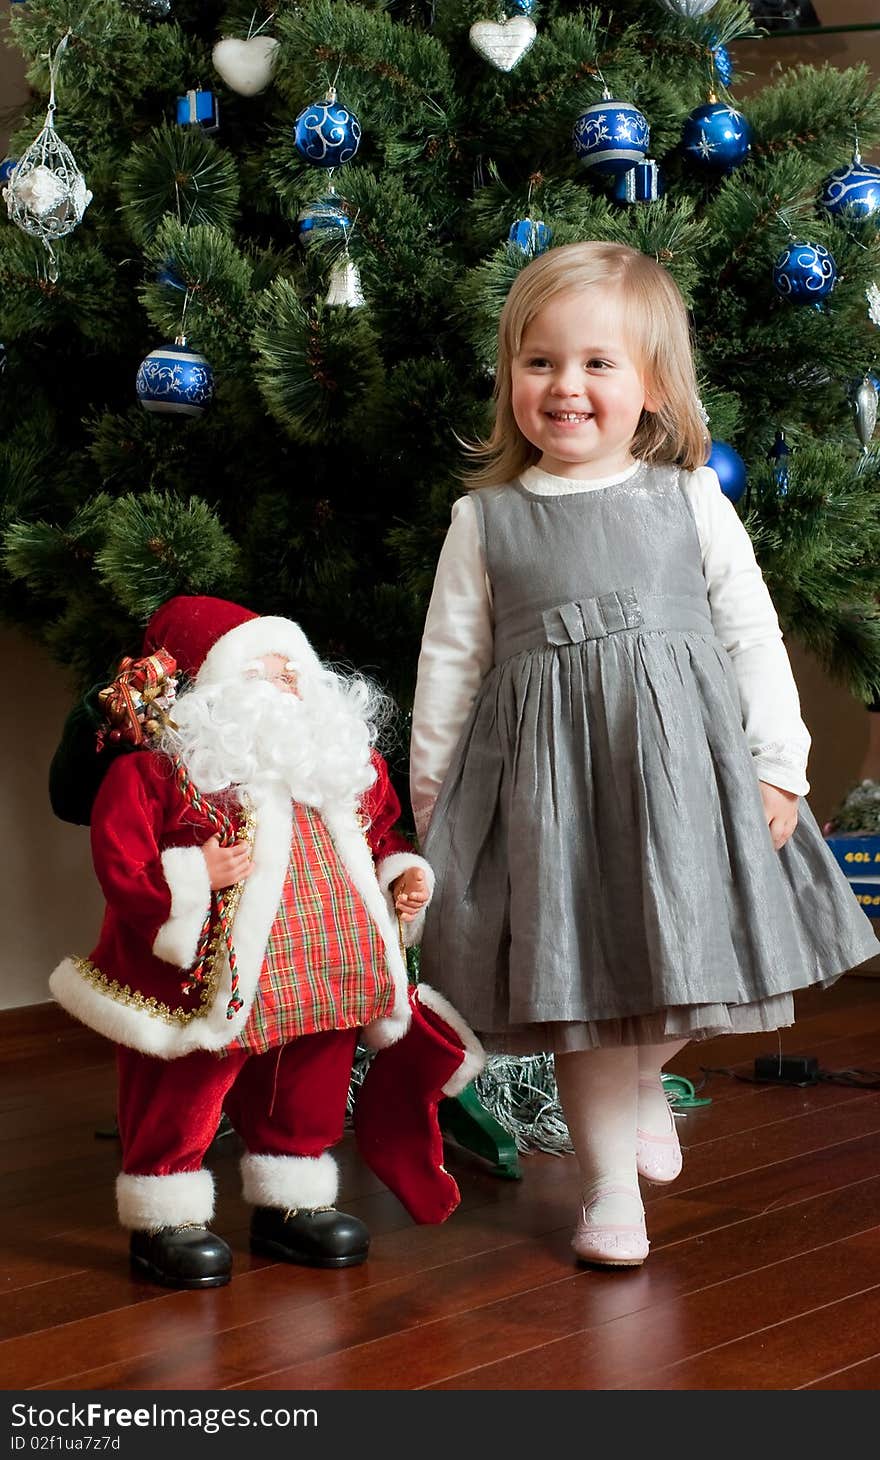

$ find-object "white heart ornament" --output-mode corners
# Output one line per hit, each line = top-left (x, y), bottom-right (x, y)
(212, 36), (280, 97)
(469, 16), (537, 73)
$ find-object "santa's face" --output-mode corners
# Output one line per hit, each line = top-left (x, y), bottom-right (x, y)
(248, 653), (302, 697)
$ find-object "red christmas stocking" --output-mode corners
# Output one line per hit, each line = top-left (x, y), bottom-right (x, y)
(354, 984), (486, 1223)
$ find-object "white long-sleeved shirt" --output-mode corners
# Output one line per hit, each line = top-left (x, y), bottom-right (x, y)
(410, 462), (811, 841)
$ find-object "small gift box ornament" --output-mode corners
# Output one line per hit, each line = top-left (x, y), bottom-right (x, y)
(176, 88), (220, 135)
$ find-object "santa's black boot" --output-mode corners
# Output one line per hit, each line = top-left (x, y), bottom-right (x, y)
(249, 1206), (369, 1268)
(242, 1152), (369, 1268)
(118, 1169), (231, 1289)
(130, 1226), (232, 1289)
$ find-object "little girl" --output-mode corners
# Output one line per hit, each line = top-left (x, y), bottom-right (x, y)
(409, 241), (880, 1268)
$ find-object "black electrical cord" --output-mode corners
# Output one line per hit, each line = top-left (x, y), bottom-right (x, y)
(699, 1064), (880, 1089)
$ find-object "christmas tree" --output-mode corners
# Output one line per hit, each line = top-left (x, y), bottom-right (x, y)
(3, 0), (880, 1148)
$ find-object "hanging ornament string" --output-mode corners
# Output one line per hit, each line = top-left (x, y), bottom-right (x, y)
(246, 7), (276, 41)
(172, 759), (246, 1019)
(3, 30), (92, 281)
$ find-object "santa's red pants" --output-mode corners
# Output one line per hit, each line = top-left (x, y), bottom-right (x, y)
(114, 1029), (358, 1231)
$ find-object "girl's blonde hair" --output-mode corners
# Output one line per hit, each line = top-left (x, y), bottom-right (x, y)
(467, 241), (709, 487)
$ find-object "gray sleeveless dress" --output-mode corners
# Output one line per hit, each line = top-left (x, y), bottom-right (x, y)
(419, 466), (879, 1053)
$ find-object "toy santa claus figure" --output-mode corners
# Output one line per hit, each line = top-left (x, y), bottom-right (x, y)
(50, 595), (484, 1289)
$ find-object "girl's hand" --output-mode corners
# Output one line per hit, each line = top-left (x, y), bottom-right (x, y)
(759, 783), (799, 852)
(201, 834), (252, 891)
(391, 867), (430, 922)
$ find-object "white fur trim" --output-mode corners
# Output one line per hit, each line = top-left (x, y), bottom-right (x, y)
(416, 984), (487, 1097)
(241, 1151), (338, 1209)
(49, 783), (293, 1059)
(376, 852), (435, 948)
(321, 804), (412, 1050)
(198, 617), (322, 687)
(151, 845), (212, 968)
(116, 1169), (215, 1231)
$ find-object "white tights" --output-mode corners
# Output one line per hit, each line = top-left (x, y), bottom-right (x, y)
(554, 1040), (688, 1223)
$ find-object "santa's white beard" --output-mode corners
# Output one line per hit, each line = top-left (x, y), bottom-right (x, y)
(159, 669), (378, 809)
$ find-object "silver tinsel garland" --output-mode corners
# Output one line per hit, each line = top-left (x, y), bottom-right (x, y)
(347, 1044), (573, 1155)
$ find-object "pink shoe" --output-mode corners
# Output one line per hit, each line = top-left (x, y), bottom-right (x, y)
(571, 1185), (649, 1268)
(636, 1077), (683, 1184)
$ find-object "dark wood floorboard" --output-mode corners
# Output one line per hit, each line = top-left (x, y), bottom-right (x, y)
(4, 975), (880, 1390)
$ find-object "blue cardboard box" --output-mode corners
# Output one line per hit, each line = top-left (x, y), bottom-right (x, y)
(824, 833), (880, 916)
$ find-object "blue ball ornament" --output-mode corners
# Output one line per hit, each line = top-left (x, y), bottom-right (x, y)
(507, 217), (552, 257)
(508, 0), (537, 12)
(136, 337), (214, 417)
(682, 102), (751, 171)
(819, 156), (880, 224)
(772, 240), (837, 305)
(297, 194), (352, 245)
(707, 440), (747, 504)
(0, 157), (18, 185)
(294, 91), (361, 169)
(572, 95), (650, 175)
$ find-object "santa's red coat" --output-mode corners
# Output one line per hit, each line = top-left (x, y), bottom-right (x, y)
(50, 749), (432, 1059)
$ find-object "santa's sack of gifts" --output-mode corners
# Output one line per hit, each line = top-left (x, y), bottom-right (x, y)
(824, 832), (880, 917)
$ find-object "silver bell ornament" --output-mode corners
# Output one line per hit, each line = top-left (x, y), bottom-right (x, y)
(325, 256), (365, 308)
(3, 33), (92, 281)
(853, 376), (878, 451)
(658, 0), (718, 14)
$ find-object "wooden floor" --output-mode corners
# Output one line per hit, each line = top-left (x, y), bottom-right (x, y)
(4, 975), (880, 1392)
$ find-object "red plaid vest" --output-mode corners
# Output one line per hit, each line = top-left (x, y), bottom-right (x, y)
(229, 803), (394, 1054)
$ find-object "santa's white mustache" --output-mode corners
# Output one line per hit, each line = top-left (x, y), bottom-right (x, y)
(158, 670), (380, 807)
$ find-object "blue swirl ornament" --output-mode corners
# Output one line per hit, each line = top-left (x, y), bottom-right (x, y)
(819, 154), (880, 224)
(297, 193), (352, 245)
(772, 241), (837, 305)
(612, 159), (664, 204)
(707, 440), (747, 504)
(572, 95), (650, 175)
(294, 90), (361, 169)
(0, 157), (18, 185)
(682, 101), (750, 171)
(136, 337), (214, 417)
(507, 218), (552, 257)
(711, 42), (733, 89)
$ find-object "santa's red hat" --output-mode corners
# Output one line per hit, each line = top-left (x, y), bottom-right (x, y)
(142, 595), (323, 686)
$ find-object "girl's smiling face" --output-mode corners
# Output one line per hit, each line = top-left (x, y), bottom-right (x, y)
(511, 288), (657, 480)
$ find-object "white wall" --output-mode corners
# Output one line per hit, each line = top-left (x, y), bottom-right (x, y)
(2, 630), (104, 1008)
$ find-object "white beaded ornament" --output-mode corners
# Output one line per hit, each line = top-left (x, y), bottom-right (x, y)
(3, 33), (92, 281)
